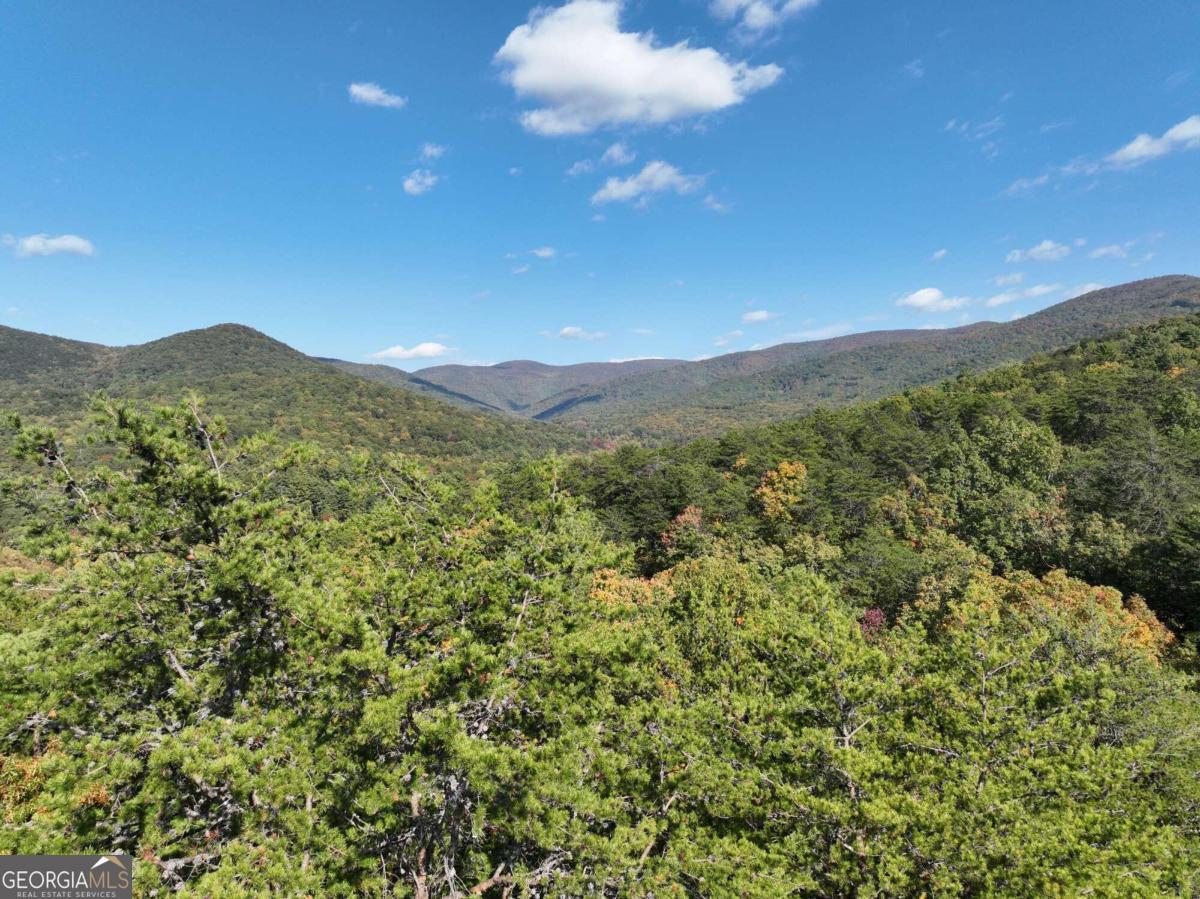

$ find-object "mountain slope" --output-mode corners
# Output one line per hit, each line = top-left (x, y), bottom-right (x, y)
(0, 324), (585, 462)
(536, 276), (1200, 439)
(320, 359), (506, 413)
(333, 357), (687, 414)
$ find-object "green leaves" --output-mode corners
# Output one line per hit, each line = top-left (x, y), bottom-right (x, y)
(1, 384), (1199, 895)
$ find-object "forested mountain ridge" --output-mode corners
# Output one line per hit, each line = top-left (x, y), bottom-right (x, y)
(0, 323), (585, 462)
(2, 309), (1198, 894)
(5, 277), (1195, 451)
(320, 357), (686, 415)
(409, 357), (687, 413)
(534, 275), (1200, 438)
(566, 310), (1200, 634)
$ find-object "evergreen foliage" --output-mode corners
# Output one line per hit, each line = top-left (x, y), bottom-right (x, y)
(1, 308), (1199, 895)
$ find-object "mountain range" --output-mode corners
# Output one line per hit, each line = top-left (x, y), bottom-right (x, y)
(3, 275), (1198, 452)
(0, 322), (586, 463)
(345, 276), (1200, 439)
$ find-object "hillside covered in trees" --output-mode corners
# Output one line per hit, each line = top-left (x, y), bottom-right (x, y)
(534, 276), (1200, 438)
(0, 323), (586, 465)
(566, 312), (1200, 635)
(1, 309), (1198, 895)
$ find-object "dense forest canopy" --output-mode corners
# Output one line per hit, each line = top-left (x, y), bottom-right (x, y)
(566, 313), (1200, 635)
(1, 305), (1199, 896)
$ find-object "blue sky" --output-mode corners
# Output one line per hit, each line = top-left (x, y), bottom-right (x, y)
(2, 0), (1197, 369)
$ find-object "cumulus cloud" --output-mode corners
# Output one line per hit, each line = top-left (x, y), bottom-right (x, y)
(403, 169), (440, 195)
(1108, 115), (1200, 167)
(930, 248), (948, 262)
(897, 287), (969, 313)
(741, 309), (779, 323)
(420, 143), (446, 161)
(4, 233), (96, 257)
(591, 160), (704, 205)
(1090, 242), (1134, 260)
(703, 194), (732, 213)
(348, 82), (407, 109)
(714, 329), (744, 346)
(554, 325), (607, 340)
(495, 0), (783, 136)
(1007, 114), (1200, 196)
(601, 142), (636, 165)
(985, 283), (1063, 308)
(710, 0), (820, 36)
(1006, 240), (1071, 263)
(370, 342), (450, 361)
(569, 142), (637, 177)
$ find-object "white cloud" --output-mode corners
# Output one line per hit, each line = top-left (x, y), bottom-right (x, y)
(5, 233), (96, 258)
(1004, 173), (1050, 197)
(420, 143), (446, 161)
(1090, 242), (1133, 260)
(495, 0), (783, 136)
(601, 142), (636, 165)
(631, 327), (655, 335)
(703, 194), (732, 213)
(555, 325), (607, 340)
(1006, 239), (1070, 263)
(570, 142), (637, 178)
(510, 246), (557, 260)
(742, 309), (779, 323)
(1008, 114), (1200, 195)
(591, 160), (704, 205)
(1065, 282), (1106, 300)
(786, 322), (857, 341)
(509, 166), (523, 176)
(993, 272), (1025, 287)
(1024, 283), (1062, 298)
(1108, 115), (1200, 167)
(512, 264), (531, 275)
(897, 287), (969, 313)
(985, 283), (1062, 307)
(348, 82), (407, 109)
(403, 169), (440, 195)
(370, 342), (450, 361)
(905, 58), (925, 79)
(930, 248), (948, 262)
(714, 329), (743, 346)
(710, 0), (820, 36)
